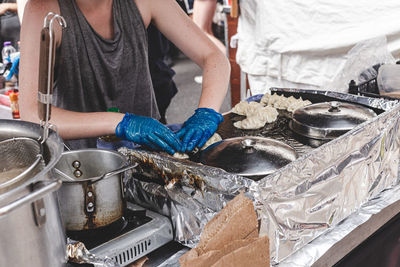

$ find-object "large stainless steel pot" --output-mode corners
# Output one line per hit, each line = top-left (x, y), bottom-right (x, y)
(54, 149), (134, 231)
(0, 119), (66, 267)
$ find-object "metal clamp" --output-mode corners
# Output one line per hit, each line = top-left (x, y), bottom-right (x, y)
(37, 91), (53, 104)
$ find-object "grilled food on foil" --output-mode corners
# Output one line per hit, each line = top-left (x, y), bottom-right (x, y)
(119, 148), (254, 192)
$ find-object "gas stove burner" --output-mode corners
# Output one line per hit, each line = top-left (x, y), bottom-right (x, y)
(67, 208), (153, 250)
(124, 207), (149, 225)
(67, 203), (173, 266)
(67, 217), (129, 250)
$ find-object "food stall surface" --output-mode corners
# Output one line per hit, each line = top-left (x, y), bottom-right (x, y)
(117, 87), (400, 266)
(105, 171), (400, 267)
(4, 87), (398, 266)
(337, 212), (400, 267)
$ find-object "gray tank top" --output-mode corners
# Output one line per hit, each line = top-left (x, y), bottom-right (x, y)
(55, 0), (160, 149)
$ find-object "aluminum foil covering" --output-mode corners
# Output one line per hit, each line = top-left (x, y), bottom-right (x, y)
(120, 88), (400, 264)
(119, 148), (256, 247)
(253, 91), (400, 263)
(269, 87), (398, 111)
(278, 182), (400, 266)
(66, 238), (120, 267)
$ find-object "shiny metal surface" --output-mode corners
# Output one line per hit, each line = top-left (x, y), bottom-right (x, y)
(90, 203), (173, 266)
(0, 119), (64, 202)
(290, 101), (377, 140)
(201, 136), (298, 178)
(0, 180), (61, 216)
(0, 119), (66, 267)
(279, 183), (400, 267)
(120, 89), (400, 262)
(56, 163), (137, 183)
(120, 147), (256, 248)
(55, 149), (127, 231)
(254, 99), (400, 263)
(0, 137), (43, 194)
(0, 191), (67, 267)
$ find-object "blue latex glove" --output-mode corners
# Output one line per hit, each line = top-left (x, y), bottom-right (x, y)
(177, 108), (223, 152)
(6, 53), (19, 80)
(115, 113), (181, 155)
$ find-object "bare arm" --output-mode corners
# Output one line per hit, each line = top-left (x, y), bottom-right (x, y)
(19, 0), (124, 140)
(136, 0), (230, 112)
(0, 3), (18, 15)
(16, 0), (28, 23)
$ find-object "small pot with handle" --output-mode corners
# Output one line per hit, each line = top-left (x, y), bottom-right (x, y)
(54, 149), (137, 231)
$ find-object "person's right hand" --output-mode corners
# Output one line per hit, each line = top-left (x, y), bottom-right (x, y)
(115, 113), (181, 155)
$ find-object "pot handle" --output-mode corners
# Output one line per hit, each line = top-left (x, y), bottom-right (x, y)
(103, 163), (138, 178)
(90, 163), (138, 184)
(0, 180), (62, 217)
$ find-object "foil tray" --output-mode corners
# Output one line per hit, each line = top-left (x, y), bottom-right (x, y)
(253, 88), (400, 264)
(122, 88), (400, 266)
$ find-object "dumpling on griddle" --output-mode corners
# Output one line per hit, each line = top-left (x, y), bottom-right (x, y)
(234, 106), (278, 129)
(201, 133), (222, 150)
(231, 101), (264, 116)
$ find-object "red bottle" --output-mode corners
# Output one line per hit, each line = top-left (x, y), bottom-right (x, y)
(9, 91), (20, 119)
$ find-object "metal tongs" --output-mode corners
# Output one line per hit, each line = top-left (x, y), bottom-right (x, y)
(37, 13), (67, 143)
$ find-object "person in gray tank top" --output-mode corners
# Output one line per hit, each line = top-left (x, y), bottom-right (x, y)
(19, 0), (230, 154)
(0, 0), (20, 57)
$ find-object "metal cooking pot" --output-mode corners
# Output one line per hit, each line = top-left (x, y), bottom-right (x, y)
(0, 119), (66, 267)
(54, 149), (136, 231)
(289, 101), (377, 140)
(200, 136), (298, 180)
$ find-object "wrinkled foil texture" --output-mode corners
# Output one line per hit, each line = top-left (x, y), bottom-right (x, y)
(270, 87), (397, 111)
(67, 238), (120, 267)
(278, 183), (400, 266)
(253, 91), (400, 263)
(121, 89), (400, 265)
(119, 148), (256, 248)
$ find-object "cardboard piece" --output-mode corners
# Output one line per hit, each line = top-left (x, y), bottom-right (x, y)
(180, 193), (269, 267)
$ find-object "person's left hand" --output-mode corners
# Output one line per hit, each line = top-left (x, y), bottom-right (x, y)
(177, 108), (224, 152)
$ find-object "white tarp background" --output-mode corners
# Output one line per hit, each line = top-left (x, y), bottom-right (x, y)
(236, 0), (400, 95)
